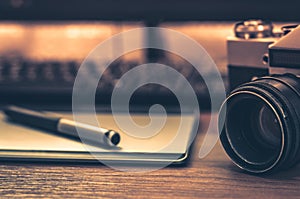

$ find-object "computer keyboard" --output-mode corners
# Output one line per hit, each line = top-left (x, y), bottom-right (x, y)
(0, 53), (221, 110)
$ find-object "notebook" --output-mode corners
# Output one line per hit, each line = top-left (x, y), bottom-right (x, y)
(0, 111), (198, 166)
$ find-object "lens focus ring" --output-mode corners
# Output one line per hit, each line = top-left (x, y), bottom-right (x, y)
(219, 74), (300, 173)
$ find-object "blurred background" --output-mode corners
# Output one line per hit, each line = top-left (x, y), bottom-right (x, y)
(0, 0), (299, 111)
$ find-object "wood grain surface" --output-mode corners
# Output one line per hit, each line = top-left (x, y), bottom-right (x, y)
(0, 113), (300, 198)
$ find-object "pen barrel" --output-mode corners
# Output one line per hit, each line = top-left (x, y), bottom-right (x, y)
(57, 119), (115, 146)
(3, 106), (60, 131)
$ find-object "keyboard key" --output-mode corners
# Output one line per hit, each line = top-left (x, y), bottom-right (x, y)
(43, 63), (56, 81)
(0, 65), (4, 82)
(26, 63), (38, 81)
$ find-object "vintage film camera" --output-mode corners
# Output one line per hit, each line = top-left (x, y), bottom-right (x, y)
(219, 20), (300, 174)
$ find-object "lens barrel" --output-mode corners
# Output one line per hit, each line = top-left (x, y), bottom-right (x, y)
(219, 74), (300, 173)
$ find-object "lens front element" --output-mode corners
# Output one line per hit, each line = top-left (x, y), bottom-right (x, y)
(222, 92), (283, 172)
(256, 105), (281, 149)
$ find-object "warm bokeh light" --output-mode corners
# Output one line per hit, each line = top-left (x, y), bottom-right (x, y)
(0, 21), (286, 75)
(0, 22), (143, 62)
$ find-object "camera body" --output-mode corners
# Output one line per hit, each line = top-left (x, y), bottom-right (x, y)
(227, 20), (280, 90)
(220, 20), (300, 174)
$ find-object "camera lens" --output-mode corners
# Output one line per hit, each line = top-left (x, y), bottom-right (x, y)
(219, 74), (300, 173)
(255, 105), (281, 149)
(223, 93), (283, 170)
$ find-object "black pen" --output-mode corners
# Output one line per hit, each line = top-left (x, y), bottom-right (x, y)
(3, 106), (120, 147)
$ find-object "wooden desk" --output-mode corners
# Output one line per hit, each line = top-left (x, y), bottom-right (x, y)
(0, 113), (299, 198)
